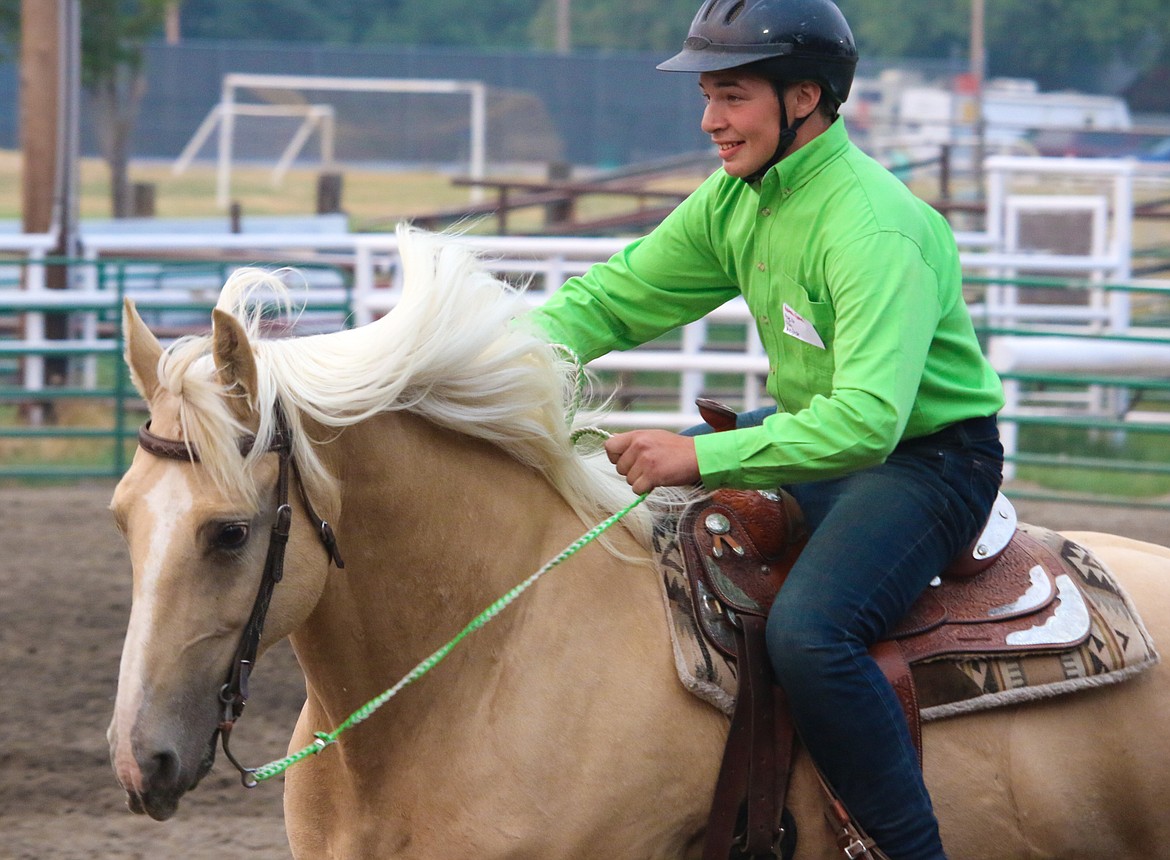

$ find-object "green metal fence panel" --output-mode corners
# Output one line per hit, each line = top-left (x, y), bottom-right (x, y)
(0, 256), (354, 482)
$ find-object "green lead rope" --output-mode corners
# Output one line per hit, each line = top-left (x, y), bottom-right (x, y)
(250, 420), (642, 783)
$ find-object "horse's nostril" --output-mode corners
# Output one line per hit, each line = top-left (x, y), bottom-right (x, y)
(148, 749), (180, 788)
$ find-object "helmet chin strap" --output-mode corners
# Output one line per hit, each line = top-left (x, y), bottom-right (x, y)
(744, 84), (811, 185)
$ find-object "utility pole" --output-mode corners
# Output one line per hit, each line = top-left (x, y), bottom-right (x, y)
(20, 0), (81, 405)
(21, 0), (61, 239)
(556, 0), (570, 54)
(165, 0), (180, 44)
(971, 0), (986, 199)
(20, 0), (81, 252)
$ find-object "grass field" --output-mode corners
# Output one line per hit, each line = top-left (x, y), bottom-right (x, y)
(0, 149), (710, 234)
(0, 148), (484, 225)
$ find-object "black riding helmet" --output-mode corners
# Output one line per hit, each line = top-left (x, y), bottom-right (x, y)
(657, 0), (858, 105)
(658, 0), (859, 179)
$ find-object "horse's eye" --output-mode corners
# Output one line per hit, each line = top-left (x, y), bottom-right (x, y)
(215, 523), (250, 550)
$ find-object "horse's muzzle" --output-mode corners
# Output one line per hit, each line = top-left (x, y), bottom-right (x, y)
(113, 728), (218, 821)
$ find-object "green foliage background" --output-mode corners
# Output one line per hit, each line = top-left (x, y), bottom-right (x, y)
(2, 1), (1167, 94)
(167, 0), (1170, 94)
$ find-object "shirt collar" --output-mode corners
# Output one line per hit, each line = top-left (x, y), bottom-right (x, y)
(759, 117), (851, 193)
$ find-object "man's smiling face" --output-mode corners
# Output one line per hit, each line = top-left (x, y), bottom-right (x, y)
(699, 69), (781, 179)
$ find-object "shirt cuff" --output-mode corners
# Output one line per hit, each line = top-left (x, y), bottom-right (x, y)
(694, 431), (742, 489)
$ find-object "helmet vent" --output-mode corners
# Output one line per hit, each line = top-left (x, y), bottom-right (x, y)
(699, 0), (719, 23)
(723, 1), (745, 24)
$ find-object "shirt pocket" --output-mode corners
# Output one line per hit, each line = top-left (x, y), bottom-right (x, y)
(777, 277), (836, 402)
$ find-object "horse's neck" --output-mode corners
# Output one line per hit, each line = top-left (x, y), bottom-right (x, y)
(292, 411), (589, 716)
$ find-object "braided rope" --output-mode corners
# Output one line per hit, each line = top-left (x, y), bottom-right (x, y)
(552, 342), (588, 427)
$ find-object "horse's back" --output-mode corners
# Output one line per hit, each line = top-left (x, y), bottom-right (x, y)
(918, 528), (1170, 860)
(1063, 529), (1170, 563)
(1063, 530), (1170, 646)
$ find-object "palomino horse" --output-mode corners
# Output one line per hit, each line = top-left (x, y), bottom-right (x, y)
(109, 227), (1170, 859)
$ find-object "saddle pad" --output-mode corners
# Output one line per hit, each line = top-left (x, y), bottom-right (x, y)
(655, 518), (1160, 722)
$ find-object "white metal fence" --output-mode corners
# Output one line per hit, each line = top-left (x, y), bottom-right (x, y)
(3, 157), (1170, 478)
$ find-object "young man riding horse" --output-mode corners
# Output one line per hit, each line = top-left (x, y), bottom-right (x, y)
(526, 1), (1005, 857)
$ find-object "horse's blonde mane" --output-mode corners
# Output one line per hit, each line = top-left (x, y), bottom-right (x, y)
(151, 225), (670, 548)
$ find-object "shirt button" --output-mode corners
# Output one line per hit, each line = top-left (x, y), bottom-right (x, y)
(760, 315), (770, 325)
(756, 262), (766, 272)
(783, 188), (793, 197)
(760, 207), (772, 217)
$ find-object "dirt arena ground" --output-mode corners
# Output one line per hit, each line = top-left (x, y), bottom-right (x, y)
(1, 481), (1166, 859)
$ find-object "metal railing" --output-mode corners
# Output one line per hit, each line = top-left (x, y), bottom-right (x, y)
(0, 250), (354, 479)
(2, 230), (1169, 508)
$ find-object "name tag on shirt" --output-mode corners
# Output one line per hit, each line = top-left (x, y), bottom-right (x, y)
(782, 303), (826, 349)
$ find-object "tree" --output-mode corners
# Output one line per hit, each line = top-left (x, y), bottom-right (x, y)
(980, 0), (1165, 93)
(529, 0), (697, 52)
(837, 0), (1167, 93)
(82, 0), (170, 217)
(178, 0), (359, 43)
(0, 3), (17, 48)
(139, 0), (1170, 98)
(837, 1), (969, 64)
(177, 0), (540, 48)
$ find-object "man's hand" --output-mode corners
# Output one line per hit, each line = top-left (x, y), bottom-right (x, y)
(604, 429), (700, 494)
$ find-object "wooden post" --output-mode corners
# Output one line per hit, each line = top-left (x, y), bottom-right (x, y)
(498, 187), (509, 235)
(545, 161), (573, 227)
(165, 0), (180, 44)
(316, 172), (343, 214)
(20, 0), (60, 240)
(131, 182), (156, 217)
(556, 0), (571, 54)
(20, 0), (77, 413)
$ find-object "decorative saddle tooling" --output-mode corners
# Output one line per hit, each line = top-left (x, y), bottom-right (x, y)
(657, 402), (1160, 859)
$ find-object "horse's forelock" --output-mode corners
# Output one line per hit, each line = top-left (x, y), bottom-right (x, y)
(150, 339), (267, 511)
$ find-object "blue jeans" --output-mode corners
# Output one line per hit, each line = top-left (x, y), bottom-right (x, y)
(685, 409), (1003, 860)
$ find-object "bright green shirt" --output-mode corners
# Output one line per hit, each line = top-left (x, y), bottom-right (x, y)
(528, 119), (1004, 490)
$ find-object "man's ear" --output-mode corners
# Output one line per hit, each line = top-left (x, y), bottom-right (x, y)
(792, 80), (824, 120)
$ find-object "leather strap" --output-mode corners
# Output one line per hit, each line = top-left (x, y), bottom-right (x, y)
(704, 614), (794, 859)
(814, 766), (886, 860)
(135, 410), (344, 786)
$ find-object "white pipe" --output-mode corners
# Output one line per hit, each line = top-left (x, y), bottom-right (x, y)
(989, 336), (1170, 374)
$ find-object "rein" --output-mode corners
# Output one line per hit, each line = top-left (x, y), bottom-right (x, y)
(136, 410), (344, 787)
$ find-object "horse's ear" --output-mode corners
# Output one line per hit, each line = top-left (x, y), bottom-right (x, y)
(123, 298), (162, 401)
(211, 308), (259, 421)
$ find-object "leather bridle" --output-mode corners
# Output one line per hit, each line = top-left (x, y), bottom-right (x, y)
(135, 406), (344, 786)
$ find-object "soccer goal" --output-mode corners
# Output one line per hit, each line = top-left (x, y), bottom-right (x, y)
(173, 72), (489, 208)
